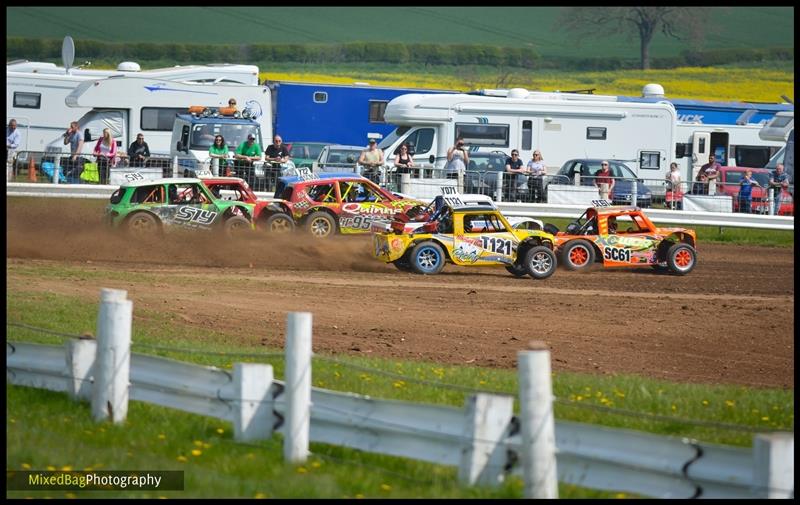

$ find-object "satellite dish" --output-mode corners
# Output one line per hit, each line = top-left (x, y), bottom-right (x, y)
(62, 36), (75, 74)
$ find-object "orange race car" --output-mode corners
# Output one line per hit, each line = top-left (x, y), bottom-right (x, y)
(544, 202), (697, 275)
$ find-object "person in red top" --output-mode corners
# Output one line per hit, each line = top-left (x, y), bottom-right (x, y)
(594, 161), (614, 201)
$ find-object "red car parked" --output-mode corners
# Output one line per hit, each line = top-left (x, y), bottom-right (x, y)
(716, 167), (794, 215)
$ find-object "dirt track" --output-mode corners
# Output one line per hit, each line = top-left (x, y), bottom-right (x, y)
(6, 199), (795, 389)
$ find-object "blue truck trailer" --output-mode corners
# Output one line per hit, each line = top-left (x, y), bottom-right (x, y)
(267, 81), (453, 146)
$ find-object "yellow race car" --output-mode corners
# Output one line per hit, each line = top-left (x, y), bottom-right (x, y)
(372, 195), (557, 279)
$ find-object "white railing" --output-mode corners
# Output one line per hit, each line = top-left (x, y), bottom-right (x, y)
(6, 289), (794, 499)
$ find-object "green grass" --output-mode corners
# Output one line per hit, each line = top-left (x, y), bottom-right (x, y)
(6, 7), (793, 59)
(6, 262), (794, 497)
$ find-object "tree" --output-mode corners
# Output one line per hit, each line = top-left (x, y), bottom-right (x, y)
(559, 7), (713, 70)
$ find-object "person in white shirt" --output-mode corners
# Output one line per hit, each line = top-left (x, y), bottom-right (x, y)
(7, 119), (21, 179)
(526, 150), (547, 202)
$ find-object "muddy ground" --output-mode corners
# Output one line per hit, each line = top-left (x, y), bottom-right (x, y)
(6, 199), (795, 389)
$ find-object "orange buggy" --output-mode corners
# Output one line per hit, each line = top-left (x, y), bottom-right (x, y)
(544, 203), (697, 275)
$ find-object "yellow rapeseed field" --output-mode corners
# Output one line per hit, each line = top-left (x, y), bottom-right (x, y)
(263, 66), (793, 103)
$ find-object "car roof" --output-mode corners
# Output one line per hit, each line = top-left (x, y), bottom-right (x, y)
(279, 173), (370, 185)
(120, 177), (202, 188)
(592, 205), (640, 215)
(327, 144), (366, 151)
(455, 204), (498, 212)
(718, 166), (771, 172)
(198, 176), (247, 183)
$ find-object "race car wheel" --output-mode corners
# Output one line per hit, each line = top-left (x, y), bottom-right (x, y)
(562, 240), (595, 271)
(126, 212), (160, 237)
(524, 246), (557, 280)
(263, 213), (295, 234)
(505, 264), (528, 278)
(666, 243), (696, 275)
(224, 215), (252, 237)
(306, 211), (336, 239)
(409, 241), (445, 275)
(394, 257), (413, 272)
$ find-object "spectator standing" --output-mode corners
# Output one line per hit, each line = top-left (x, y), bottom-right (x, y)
(394, 143), (416, 177)
(445, 137), (468, 180)
(358, 138), (384, 180)
(264, 135), (291, 169)
(234, 133), (262, 188)
(694, 155), (720, 195)
(595, 161), (614, 201)
(737, 168), (761, 214)
(63, 121), (85, 182)
(526, 150), (547, 202)
(505, 149), (528, 201)
(768, 163), (789, 215)
(208, 135), (230, 175)
(7, 119), (21, 179)
(227, 98), (238, 111)
(127, 133), (150, 168)
(93, 128), (117, 184)
(665, 161), (682, 209)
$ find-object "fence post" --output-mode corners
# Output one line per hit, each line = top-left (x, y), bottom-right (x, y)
(631, 176), (638, 207)
(284, 312), (312, 463)
(90, 288), (133, 424)
(172, 156), (179, 178)
(211, 157), (219, 176)
(767, 188), (776, 216)
(232, 362), (275, 442)
(53, 156), (61, 184)
(28, 157), (36, 182)
(753, 432), (794, 498)
(458, 393), (514, 487)
(496, 172), (504, 202)
(708, 178), (716, 196)
(66, 338), (97, 401)
(518, 341), (558, 499)
(457, 170), (464, 193)
(400, 172), (411, 195)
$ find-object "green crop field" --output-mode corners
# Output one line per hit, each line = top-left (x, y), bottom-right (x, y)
(6, 7), (794, 59)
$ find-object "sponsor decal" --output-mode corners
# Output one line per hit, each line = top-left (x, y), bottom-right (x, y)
(391, 238), (403, 250)
(339, 215), (374, 230)
(124, 172), (145, 182)
(341, 202), (401, 215)
(174, 207), (218, 228)
(603, 246), (632, 262)
(453, 241), (481, 263)
(480, 236), (512, 256)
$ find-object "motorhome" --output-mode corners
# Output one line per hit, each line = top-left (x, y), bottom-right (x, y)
(6, 60), (261, 154)
(761, 111), (794, 181)
(379, 88), (677, 182)
(23, 75), (271, 158)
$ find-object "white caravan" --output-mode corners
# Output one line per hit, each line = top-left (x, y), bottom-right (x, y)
(6, 60), (260, 154)
(379, 88), (677, 181)
(18, 75), (271, 158)
(761, 111), (794, 181)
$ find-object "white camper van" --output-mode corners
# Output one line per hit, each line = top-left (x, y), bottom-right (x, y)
(761, 111), (794, 181)
(379, 88), (677, 183)
(6, 60), (261, 155)
(20, 75), (271, 158)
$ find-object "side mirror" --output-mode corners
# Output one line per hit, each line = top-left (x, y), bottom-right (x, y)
(84, 129), (92, 142)
(176, 141), (184, 152)
(429, 154), (435, 164)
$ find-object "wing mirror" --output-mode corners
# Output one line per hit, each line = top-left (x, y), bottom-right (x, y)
(84, 129), (92, 142)
(429, 155), (435, 164)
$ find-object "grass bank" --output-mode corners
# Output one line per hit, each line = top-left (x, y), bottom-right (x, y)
(6, 262), (793, 497)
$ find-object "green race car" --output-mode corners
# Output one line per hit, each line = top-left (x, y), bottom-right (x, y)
(105, 176), (255, 237)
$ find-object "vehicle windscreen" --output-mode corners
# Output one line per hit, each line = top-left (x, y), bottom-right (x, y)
(378, 127), (410, 150)
(190, 123), (260, 150)
(468, 154), (507, 172)
(293, 144), (325, 160)
(326, 149), (360, 165)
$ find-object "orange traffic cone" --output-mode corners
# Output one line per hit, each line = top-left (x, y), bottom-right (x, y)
(28, 157), (36, 182)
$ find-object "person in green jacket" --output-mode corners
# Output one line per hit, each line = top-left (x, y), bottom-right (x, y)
(208, 135), (230, 175)
(234, 133), (261, 187)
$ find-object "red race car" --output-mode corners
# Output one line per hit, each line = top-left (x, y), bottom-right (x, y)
(271, 172), (426, 238)
(200, 176), (295, 233)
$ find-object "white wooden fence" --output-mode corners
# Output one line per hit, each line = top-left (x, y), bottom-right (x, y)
(6, 288), (794, 499)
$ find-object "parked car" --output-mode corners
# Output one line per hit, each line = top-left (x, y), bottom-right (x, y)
(715, 166), (794, 215)
(464, 151), (508, 196)
(556, 159), (653, 207)
(199, 176), (295, 233)
(271, 172), (425, 238)
(287, 141), (332, 169)
(105, 177), (254, 237)
(316, 145), (365, 173)
(546, 202), (697, 275)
